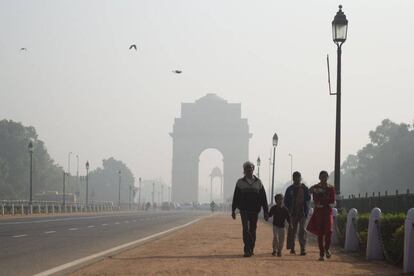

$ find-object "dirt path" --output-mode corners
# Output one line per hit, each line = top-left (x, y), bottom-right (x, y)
(72, 214), (401, 275)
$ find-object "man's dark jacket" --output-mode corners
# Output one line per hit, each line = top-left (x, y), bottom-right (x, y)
(284, 183), (311, 217)
(232, 176), (269, 214)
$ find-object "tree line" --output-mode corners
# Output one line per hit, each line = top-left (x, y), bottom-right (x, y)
(0, 119), (135, 203)
(339, 119), (414, 197)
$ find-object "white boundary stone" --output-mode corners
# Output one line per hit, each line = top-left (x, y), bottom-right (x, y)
(366, 207), (383, 260)
(404, 208), (414, 273)
(345, 208), (359, 252)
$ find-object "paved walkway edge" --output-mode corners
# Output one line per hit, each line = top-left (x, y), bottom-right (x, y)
(33, 217), (204, 276)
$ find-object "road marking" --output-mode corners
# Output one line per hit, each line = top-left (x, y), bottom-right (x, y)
(101, 223), (108, 226)
(0, 212), (158, 225)
(33, 218), (202, 276)
(114, 222), (120, 225)
(44, 231), (56, 234)
(87, 225), (95, 228)
(68, 228), (78, 231)
(12, 234), (27, 238)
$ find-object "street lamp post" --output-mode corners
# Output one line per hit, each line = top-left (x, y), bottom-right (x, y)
(129, 184), (132, 210)
(256, 156), (261, 179)
(118, 170), (121, 209)
(331, 5), (348, 196)
(85, 161), (89, 207)
(62, 171), (66, 208)
(288, 153), (293, 182)
(271, 133), (279, 205)
(67, 152), (72, 192)
(28, 141), (34, 209)
(161, 185), (164, 203)
(138, 177), (142, 207)
(76, 155), (79, 196)
(168, 186), (171, 202)
(152, 182), (155, 209)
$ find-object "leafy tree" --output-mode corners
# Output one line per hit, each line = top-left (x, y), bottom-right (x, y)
(87, 157), (135, 204)
(340, 119), (414, 196)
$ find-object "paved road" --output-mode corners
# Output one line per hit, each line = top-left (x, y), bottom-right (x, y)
(0, 210), (209, 276)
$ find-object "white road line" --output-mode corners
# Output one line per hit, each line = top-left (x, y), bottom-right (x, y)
(0, 212), (155, 225)
(101, 223), (108, 226)
(44, 231), (56, 234)
(33, 218), (201, 276)
(87, 225), (95, 228)
(68, 228), (78, 231)
(114, 222), (120, 225)
(12, 234), (28, 238)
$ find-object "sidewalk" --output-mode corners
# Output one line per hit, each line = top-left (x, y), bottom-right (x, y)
(72, 214), (400, 276)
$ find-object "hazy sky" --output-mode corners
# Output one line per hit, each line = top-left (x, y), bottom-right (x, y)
(1, 0), (413, 199)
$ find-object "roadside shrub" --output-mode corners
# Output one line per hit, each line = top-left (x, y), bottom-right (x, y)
(334, 212), (405, 266)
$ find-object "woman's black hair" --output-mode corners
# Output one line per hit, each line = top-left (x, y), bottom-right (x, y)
(319, 170), (329, 178)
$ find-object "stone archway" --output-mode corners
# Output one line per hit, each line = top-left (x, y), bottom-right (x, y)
(170, 94), (252, 203)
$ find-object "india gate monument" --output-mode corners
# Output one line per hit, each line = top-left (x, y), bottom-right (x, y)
(170, 94), (252, 203)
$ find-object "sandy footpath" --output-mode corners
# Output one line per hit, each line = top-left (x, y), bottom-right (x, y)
(72, 214), (401, 276)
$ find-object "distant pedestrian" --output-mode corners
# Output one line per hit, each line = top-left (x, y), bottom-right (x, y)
(232, 161), (269, 257)
(307, 171), (336, 261)
(284, 171), (310, 256)
(268, 194), (291, 257)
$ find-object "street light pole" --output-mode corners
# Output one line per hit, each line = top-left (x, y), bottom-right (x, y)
(161, 184), (164, 203)
(76, 155), (79, 195)
(138, 177), (142, 207)
(268, 149), (272, 203)
(85, 161), (89, 207)
(152, 182), (155, 209)
(63, 171), (66, 208)
(256, 156), (261, 179)
(118, 170), (121, 209)
(288, 153), (293, 182)
(67, 152), (72, 191)
(28, 141), (34, 208)
(331, 5), (348, 196)
(271, 133), (279, 206)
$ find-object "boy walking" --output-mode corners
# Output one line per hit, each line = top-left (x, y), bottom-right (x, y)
(269, 194), (291, 257)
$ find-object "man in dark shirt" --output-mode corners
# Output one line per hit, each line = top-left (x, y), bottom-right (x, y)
(284, 171), (311, 255)
(232, 161), (269, 257)
(269, 194), (291, 257)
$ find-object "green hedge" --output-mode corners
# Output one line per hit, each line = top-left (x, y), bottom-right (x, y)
(335, 212), (405, 265)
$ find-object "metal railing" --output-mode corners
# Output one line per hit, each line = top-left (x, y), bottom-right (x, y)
(0, 200), (116, 215)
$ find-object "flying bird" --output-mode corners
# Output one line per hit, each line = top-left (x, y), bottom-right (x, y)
(129, 44), (137, 51)
(172, 70), (182, 74)
(20, 48), (27, 51)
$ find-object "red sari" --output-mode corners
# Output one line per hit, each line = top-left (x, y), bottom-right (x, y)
(306, 183), (336, 236)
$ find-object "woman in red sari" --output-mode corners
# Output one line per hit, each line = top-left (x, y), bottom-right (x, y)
(307, 171), (336, 261)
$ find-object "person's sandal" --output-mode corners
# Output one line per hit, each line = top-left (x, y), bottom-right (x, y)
(326, 250), (331, 259)
(271, 251), (276, 256)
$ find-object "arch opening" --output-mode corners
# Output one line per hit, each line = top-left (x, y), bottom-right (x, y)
(198, 148), (223, 203)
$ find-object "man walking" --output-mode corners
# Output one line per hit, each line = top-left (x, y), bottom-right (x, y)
(232, 161), (269, 257)
(284, 171), (310, 255)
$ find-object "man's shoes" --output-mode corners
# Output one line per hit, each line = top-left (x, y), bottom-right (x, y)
(277, 251), (282, 257)
(271, 251), (276, 256)
(243, 252), (252, 257)
(300, 250), (307, 256)
(326, 250), (331, 259)
(319, 255), (325, 261)
(290, 249), (296, 255)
